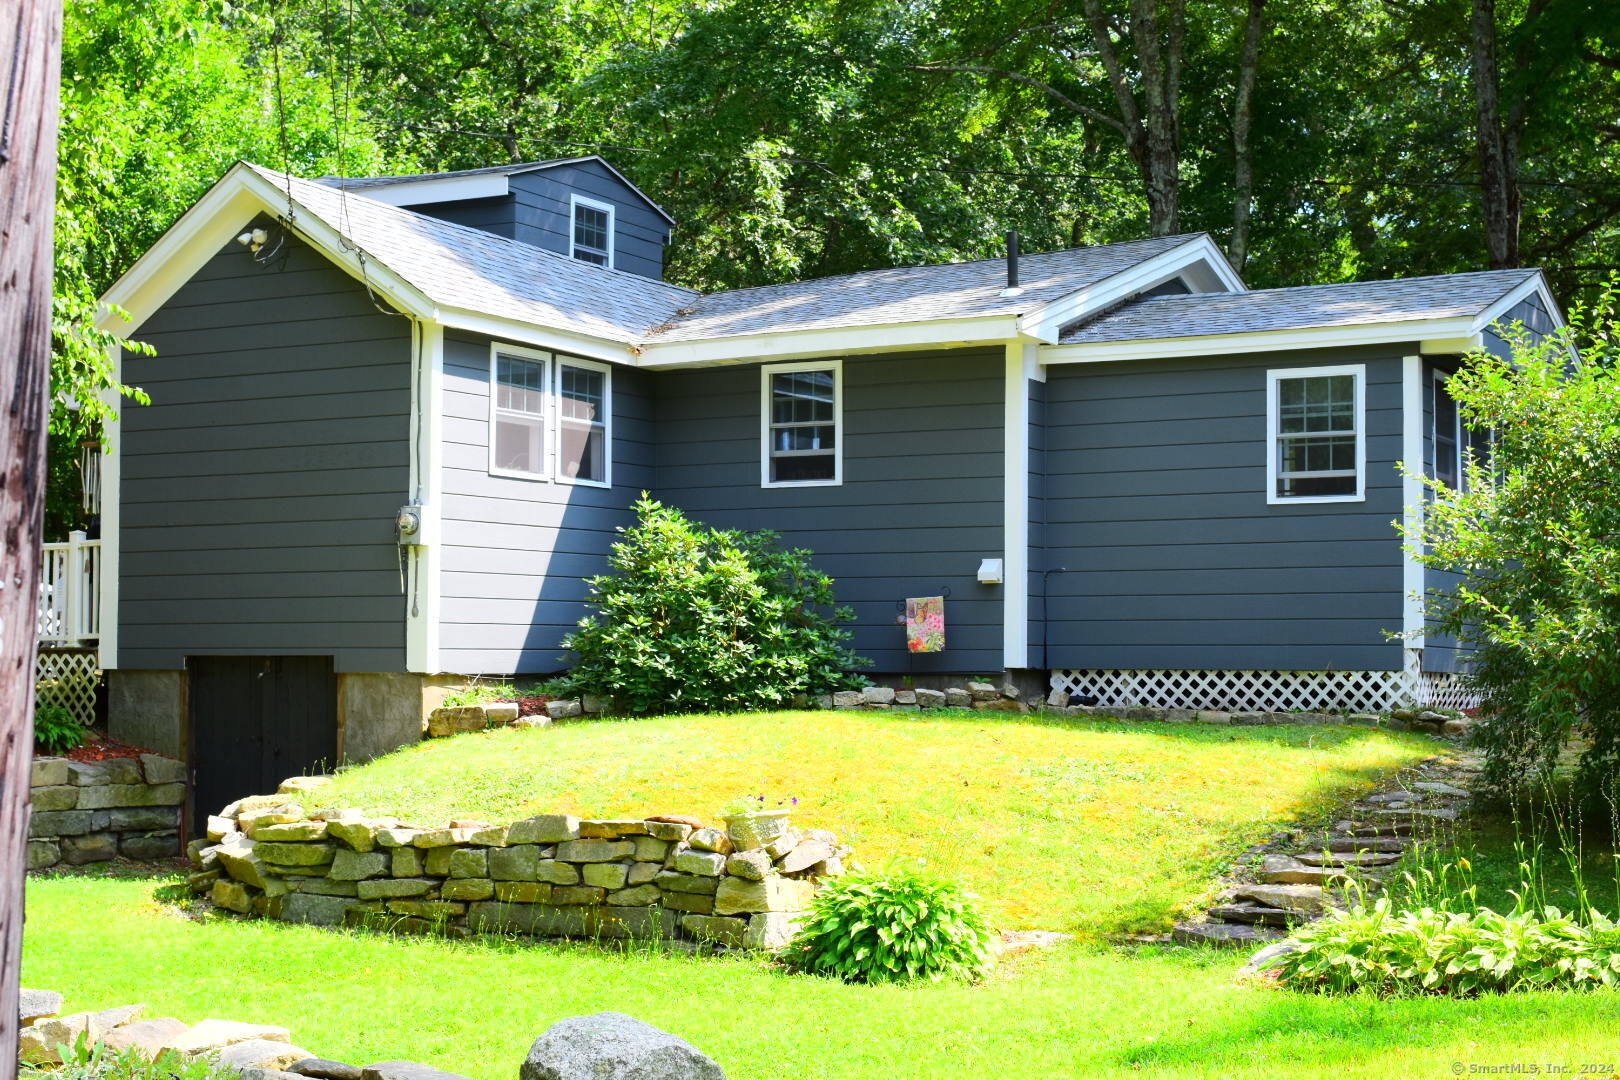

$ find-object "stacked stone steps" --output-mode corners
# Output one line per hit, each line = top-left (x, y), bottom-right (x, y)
(1171, 752), (1481, 947)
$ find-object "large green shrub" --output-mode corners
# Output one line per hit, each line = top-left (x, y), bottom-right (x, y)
(1267, 898), (1620, 994)
(563, 495), (867, 713)
(784, 867), (996, 984)
(1404, 285), (1620, 795)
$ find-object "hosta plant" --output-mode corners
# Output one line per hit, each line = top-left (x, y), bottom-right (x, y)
(1268, 897), (1620, 995)
(784, 867), (995, 984)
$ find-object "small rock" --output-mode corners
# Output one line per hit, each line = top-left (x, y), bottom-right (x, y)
(893, 690), (916, 705)
(743, 911), (803, 950)
(289, 1059), (364, 1080)
(100, 1017), (191, 1058)
(164, 1019), (291, 1055)
(724, 851), (770, 881)
(776, 839), (832, 875)
(217, 1040), (317, 1071)
(1171, 922), (1284, 946)
(1238, 937), (1307, 976)
(686, 828), (732, 855)
(484, 702), (521, 724)
(361, 1062), (478, 1080)
(19, 988), (63, 1025)
(831, 690), (863, 708)
(943, 688), (971, 707)
(545, 699), (583, 720)
(860, 685), (895, 705)
(1410, 780), (1470, 798)
(1443, 718), (1473, 737)
(1362, 790), (1423, 805)
(965, 681), (999, 701)
(914, 688), (946, 709)
(519, 1013), (725, 1080)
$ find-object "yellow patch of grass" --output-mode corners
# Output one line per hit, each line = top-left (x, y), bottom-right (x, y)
(302, 711), (1433, 935)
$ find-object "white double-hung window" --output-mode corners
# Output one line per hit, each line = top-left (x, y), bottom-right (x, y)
(489, 345), (612, 486)
(570, 195), (614, 267)
(557, 359), (610, 487)
(1266, 364), (1365, 503)
(491, 347), (549, 479)
(762, 360), (841, 486)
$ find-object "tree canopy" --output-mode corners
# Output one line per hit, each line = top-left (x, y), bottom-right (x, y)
(48, 0), (1620, 531)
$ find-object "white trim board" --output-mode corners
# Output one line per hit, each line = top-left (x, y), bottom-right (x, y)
(1002, 342), (1035, 669)
(97, 344), (122, 670)
(406, 321), (445, 674)
(340, 172), (510, 207)
(1401, 354), (1426, 646)
(1264, 363), (1367, 505)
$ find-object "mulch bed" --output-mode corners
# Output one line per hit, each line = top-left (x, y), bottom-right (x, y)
(52, 730), (162, 763)
(514, 696), (554, 717)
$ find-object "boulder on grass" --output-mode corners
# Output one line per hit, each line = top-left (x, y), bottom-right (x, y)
(520, 1013), (724, 1080)
(217, 1039), (317, 1071)
(19, 988), (63, 1026)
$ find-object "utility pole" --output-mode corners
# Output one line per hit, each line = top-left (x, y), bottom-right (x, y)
(0, 1), (64, 1074)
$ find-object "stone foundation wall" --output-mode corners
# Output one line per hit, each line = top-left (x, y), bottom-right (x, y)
(29, 754), (188, 870)
(191, 788), (851, 951)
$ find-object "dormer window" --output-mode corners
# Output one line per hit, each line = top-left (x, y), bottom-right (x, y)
(570, 195), (614, 268)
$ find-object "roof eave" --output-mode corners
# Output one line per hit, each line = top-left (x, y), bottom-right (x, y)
(634, 315), (1026, 369)
(1040, 316), (1482, 365)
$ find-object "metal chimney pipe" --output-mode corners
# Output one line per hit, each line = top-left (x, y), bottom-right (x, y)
(1006, 230), (1020, 290)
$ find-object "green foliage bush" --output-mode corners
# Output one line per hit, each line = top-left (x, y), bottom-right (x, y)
(34, 704), (88, 755)
(1405, 286), (1620, 795)
(784, 867), (995, 984)
(1268, 898), (1620, 995)
(563, 495), (867, 714)
(440, 678), (571, 708)
(26, 1039), (234, 1080)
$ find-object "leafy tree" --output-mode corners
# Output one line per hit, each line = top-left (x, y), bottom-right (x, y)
(1404, 284), (1620, 796)
(563, 496), (868, 714)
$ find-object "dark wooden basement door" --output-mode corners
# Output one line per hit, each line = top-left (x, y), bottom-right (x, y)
(188, 655), (337, 833)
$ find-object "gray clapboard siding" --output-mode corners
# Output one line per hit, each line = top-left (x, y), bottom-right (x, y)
(437, 330), (649, 674)
(1043, 346), (1408, 673)
(653, 348), (1006, 672)
(404, 160), (669, 280)
(118, 221), (410, 673)
(1422, 358), (1464, 673)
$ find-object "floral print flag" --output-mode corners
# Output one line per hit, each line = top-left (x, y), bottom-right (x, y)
(906, 596), (946, 653)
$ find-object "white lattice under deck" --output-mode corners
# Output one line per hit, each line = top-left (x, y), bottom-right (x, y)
(37, 649), (101, 726)
(1051, 664), (1480, 714)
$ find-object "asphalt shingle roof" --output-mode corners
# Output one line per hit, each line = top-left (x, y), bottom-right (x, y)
(1059, 269), (1541, 345)
(642, 235), (1205, 342)
(251, 165), (698, 344)
(314, 159), (574, 191)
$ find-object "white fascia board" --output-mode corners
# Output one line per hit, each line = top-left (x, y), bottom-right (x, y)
(435, 307), (638, 366)
(1017, 235), (1248, 345)
(347, 172), (510, 207)
(1471, 271), (1567, 335)
(1041, 316), (1479, 365)
(98, 164), (436, 334)
(634, 316), (1023, 369)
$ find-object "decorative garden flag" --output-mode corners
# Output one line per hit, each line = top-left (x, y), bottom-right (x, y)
(906, 596), (945, 653)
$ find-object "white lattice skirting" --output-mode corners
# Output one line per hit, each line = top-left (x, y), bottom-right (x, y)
(1051, 666), (1480, 714)
(36, 649), (101, 726)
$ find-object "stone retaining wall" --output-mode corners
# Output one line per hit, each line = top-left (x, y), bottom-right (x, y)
(191, 788), (851, 951)
(28, 754), (187, 870)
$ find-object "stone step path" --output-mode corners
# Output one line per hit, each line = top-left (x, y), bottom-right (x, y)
(1170, 750), (1483, 947)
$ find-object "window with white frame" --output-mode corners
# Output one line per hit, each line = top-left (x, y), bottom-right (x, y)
(489, 346), (613, 484)
(1267, 365), (1365, 502)
(1433, 371), (1461, 489)
(570, 196), (613, 267)
(491, 349), (548, 478)
(557, 360), (610, 486)
(763, 362), (840, 486)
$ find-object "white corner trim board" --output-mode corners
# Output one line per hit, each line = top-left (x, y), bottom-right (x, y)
(97, 344), (121, 671)
(1401, 354), (1426, 645)
(1002, 342), (1034, 668)
(406, 321), (445, 675)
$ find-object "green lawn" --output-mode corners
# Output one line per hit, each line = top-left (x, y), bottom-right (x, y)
(22, 871), (1620, 1080)
(295, 710), (1434, 934)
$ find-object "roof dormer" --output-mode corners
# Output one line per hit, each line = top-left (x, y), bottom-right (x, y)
(319, 156), (676, 280)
